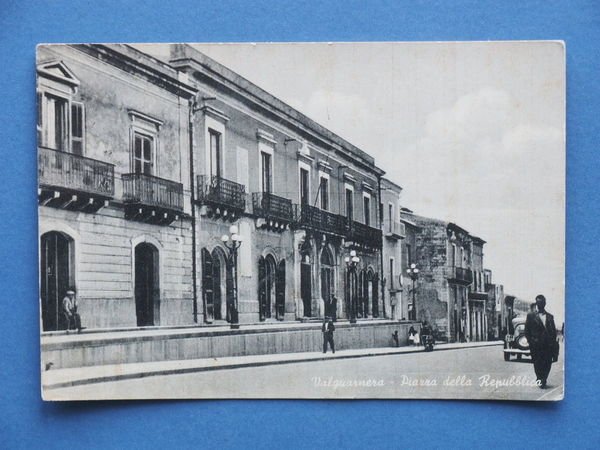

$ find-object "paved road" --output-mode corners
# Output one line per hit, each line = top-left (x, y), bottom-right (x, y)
(52, 345), (564, 401)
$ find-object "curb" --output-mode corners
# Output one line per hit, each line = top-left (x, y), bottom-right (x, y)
(43, 341), (502, 390)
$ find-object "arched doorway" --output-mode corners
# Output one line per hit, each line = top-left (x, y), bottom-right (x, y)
(211, 247), (229, 321)
(372, 273), (379, 318)
(135, 242), (159, 326)
(275, 260), (286, 320)
(202, 247), (233, 323)
(259, 254), (277, 320)
(320, 247), (334, 317)
(300, 249), (312, 318)
(40, 231), (73, 331)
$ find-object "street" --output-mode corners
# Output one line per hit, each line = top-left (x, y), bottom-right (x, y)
(50, 344), (564, 401)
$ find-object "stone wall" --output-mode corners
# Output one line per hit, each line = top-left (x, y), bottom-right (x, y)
(42, 321), (419, 369)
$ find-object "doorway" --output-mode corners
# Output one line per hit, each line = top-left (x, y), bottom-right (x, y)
(135, 243), (159, 327)
(40, 231), (72, 331)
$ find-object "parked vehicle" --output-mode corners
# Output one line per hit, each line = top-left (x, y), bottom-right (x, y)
(503, 316), (530, 361)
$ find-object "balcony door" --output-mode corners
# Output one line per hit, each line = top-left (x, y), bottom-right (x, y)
(133, 132), (154, 175)
(40, 231), (72, 331)
(135, 243), (159, 327)
(300, 168), (310, 206)
(345, 188), (354, 221)
(209, 128), (222, 179)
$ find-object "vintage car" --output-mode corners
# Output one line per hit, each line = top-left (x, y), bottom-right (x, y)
(503, 316), (531, 361)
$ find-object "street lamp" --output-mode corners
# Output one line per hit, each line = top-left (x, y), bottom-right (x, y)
(344, 249), (360, 324)
(221, 224), (243, 329)
(406, 263), (419, 321)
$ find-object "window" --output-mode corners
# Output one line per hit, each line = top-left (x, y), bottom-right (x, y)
(363, 195), (371, 226)
(345, 187), (354, 221)
(133, 132), (154, 175)
(406, 243), (412, 266)
(451, 244), (456, 267)
(71, 102), (84, 155)
(388, 204), (393, 232)
(261, 151), (272, 193)
(300, 168), (310, 205)
(43, 94), (69, 151)
(209, 128), (222, 178)
(389, 257), (395, 290)
(319, 176), (329, 210)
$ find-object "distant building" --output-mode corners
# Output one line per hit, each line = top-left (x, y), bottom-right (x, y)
(380, 178), (405, 320)
(400, 210), (494, 342)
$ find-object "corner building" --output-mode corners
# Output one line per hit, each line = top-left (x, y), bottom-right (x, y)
(37, 45), (197, 330)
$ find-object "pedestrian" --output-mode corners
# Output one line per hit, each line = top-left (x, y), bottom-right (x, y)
(330, 295), (338, 322)
(62, 288), (83, 333)
(408, 326), (418, 346)
(322, 318), (335, 354)
(524, 294), (559, 389)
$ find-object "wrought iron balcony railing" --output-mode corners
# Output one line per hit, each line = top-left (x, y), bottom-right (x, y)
(347, 220), (383, 249)
(197, 175), (246, 212)
(383, 219), (405, 239)
(252, 192), (293, 222)
(294, 204), (347, 236)
(122, 173), (183, 212)
(38, 147), (114, 197)
(448, 266), (473, 285)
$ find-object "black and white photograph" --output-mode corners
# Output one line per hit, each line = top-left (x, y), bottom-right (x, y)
(37, 41), (565, 401)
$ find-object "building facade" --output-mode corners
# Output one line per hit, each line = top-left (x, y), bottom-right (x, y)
(38, 44), (197, 331)
(38, 44), (388, 331)
(380, 178), (405, 321)
(400, 210), (494, 342)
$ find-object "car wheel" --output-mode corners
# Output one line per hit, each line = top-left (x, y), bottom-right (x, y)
(517, 354), (522, 361)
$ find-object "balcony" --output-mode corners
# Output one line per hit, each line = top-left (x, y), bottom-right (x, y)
(196, 175), (246, 221)
(294, 204), (347, 236)
(384, 219), (405, 240)
(122, 173), (183, 224)
(252, 192), (294, 231)
(447, 266), (473, 285)
(346, 220), (383, 250)
(38, 146), (114, 212)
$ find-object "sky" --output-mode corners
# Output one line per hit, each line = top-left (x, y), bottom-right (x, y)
(137, 42), (565, 321)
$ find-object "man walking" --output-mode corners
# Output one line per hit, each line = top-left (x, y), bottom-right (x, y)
(322, 318), (335, 354)
(525, 294), (559, 389)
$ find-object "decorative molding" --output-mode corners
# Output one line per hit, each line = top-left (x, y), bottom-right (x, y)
(343, 172), (356, 184)
(128, 109), (164, 130)
(37, 60), (80, 88)
(317, 160), (333, 173)
(362, 181), (374, 192)
(200, 104), (230, 123)
(256, 129), (277, 145)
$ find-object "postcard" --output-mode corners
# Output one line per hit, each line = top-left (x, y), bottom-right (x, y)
(38, 41), (564, 400)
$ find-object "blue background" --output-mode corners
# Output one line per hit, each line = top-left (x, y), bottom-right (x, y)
(1, 1), (598, 448)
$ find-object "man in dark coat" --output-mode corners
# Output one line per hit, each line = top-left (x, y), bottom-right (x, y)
(322, 319), (335, 354)
(525, 294), (559, 389)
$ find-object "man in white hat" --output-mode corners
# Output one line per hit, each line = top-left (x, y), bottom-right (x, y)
(62, 288), (83, 333)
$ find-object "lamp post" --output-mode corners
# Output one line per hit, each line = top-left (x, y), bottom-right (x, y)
(221, 224), (243, 329)
(344, 249), (360, 324)
(406, 263), (419, 321)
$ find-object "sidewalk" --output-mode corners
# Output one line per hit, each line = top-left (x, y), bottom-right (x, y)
(42, 340), (503, 391)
